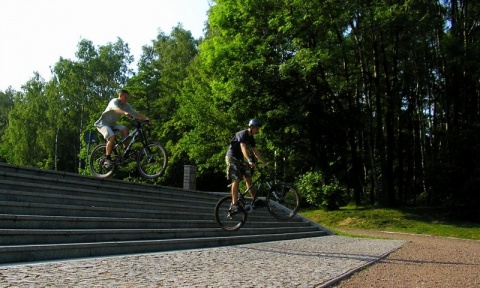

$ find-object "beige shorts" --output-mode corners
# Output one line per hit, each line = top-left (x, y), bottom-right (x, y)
(96, 124), (126, 140)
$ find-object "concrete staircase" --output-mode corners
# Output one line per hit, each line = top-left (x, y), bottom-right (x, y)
(0, 163), (330, 264)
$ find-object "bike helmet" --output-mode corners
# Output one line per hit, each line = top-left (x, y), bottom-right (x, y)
(248, 119), (262, 127)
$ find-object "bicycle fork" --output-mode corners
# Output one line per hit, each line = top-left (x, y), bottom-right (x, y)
(269, 184), (285, 203)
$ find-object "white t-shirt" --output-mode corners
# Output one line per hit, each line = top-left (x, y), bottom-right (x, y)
(94, 98), (137, 127)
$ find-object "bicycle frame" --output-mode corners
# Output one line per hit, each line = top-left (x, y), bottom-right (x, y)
(215, 165), (300, 230)
(237, 167), (274, 212)
(89, 118), (168, 179)
(113, 120), (149, 162)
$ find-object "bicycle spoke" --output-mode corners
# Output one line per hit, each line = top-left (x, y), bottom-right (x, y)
(266, 183), (300, 220)
(137, 142), (168, 179)
(89, 144), (115, 178)
(214, 196), (247, 231)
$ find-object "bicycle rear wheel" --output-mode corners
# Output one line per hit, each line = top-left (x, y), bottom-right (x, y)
(137, 142), (168, 179)
(214, 196), (247, 231)
(89, 144), (115, 178)
(266, 182), (300, 220)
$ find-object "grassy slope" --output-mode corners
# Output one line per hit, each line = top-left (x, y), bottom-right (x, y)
(299, 206), (480, 240)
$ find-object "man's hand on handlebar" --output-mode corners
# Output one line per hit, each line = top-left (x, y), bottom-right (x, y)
(252, 162), (269, 171)
(125, 114), (150, 123)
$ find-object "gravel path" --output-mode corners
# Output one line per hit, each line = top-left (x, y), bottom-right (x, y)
(1, 231), (476, 287)
(0, 235), (405, 287)
(332, 229), (480, 288)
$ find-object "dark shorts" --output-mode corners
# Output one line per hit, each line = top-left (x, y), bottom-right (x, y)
(226, 156), (251, 181)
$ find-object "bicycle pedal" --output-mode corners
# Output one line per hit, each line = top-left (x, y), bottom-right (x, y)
(244, 203), (253, 213)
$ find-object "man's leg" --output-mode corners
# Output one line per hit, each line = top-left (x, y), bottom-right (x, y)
(120, 127), (130, 148)
(97, 126), (115, 157)
(246, 175), (264, 207)
(231, 178), (240, 204)
(245, 176), (255, 199)
(226, 157), (242, 206)
(105, 136), (115, 157)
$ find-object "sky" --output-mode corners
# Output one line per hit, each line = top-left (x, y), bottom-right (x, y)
(0, 0), (212, 92)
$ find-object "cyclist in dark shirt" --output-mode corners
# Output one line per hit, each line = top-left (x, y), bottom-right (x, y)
(225, 119), (268, 212)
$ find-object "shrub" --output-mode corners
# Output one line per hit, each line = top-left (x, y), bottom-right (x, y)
(296, 170), (347, 211)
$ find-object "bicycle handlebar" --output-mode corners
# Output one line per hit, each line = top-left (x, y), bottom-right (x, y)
(254, 164), (272, 177)
(128, 115), (149, 122)
(126, 116), (150, 128)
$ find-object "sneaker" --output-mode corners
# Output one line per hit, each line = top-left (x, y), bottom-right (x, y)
(229, 203), (241, 214)
(253, 199), (266, 208)
(103, 158), (113, 169)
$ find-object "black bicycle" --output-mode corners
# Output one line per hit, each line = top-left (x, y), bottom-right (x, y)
(214, 165), (300, 231)
(89, 118), (168, 179)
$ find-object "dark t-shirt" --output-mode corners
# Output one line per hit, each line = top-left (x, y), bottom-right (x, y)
(226, 129), (255, 160)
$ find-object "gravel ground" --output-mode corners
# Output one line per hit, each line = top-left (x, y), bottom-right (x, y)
(0, 236), (404, 288)
(0, 231), (477, 287)
(331, 229), (480, 288)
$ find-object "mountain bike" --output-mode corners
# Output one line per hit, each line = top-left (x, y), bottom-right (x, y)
(89, 117), (168, 179)
(214, 165), (300, 231)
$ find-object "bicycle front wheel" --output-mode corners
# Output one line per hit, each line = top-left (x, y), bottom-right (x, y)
(89, 144), (115, 178)
(137, 142), (168, 179)
(214, 196), (247, 231)
(266, 182), (300, 220)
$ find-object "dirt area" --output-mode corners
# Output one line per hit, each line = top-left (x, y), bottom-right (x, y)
(329, 229), (480, 288)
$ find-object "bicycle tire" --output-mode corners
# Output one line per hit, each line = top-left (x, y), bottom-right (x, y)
(89, 144), (115, 178)
(214, 195), (247, 231)
(266, 182), (300, 220)
(137, 142), (168, 179)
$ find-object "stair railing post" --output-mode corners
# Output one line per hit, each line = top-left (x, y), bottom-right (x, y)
(183, 165), (197, 190)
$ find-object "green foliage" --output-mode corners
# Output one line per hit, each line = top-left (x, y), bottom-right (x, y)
(296, 170), (348, 210)
(1, 74), (51, 167)
(1, 0), (480, 222)
(296, 171), (323, 207)
(300, 206), (480, 240)
(126, 25), (200, 186)
(425, 126), (480, 221)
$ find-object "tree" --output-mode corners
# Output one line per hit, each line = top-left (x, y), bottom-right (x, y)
(0, 88), (17, 162)
(127, 25), (200, 186)
(1, 74), (50, 167)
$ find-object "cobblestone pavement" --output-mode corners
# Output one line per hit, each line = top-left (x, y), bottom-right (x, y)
(0, 235), (405, 287)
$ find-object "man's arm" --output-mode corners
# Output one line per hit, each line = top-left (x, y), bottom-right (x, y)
(112, 107), (148, 120)
(240, 142), (256, 168)
(240, 143), (251, 162)
(112, 107), (131, 117)
(241, 144), (267, 168)
(134, 113), (149, 120)
(251, 147), (267, 167)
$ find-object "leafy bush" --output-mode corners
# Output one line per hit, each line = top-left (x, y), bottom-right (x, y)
(296, 170), (347, 210)
(296, 171), (323, 206)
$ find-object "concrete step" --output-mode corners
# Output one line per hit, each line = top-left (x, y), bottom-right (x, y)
(0, 226), (323, 245)
(0, 171), (220, 203)
(0, 189), (216, 213)
(0, 231), (327, 264)
(0, 162), (332, 265)
(0, 214), (311, 230)
(0, 200), (287, 222)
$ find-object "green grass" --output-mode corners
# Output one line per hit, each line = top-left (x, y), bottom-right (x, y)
(299, 205), (480, 240)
